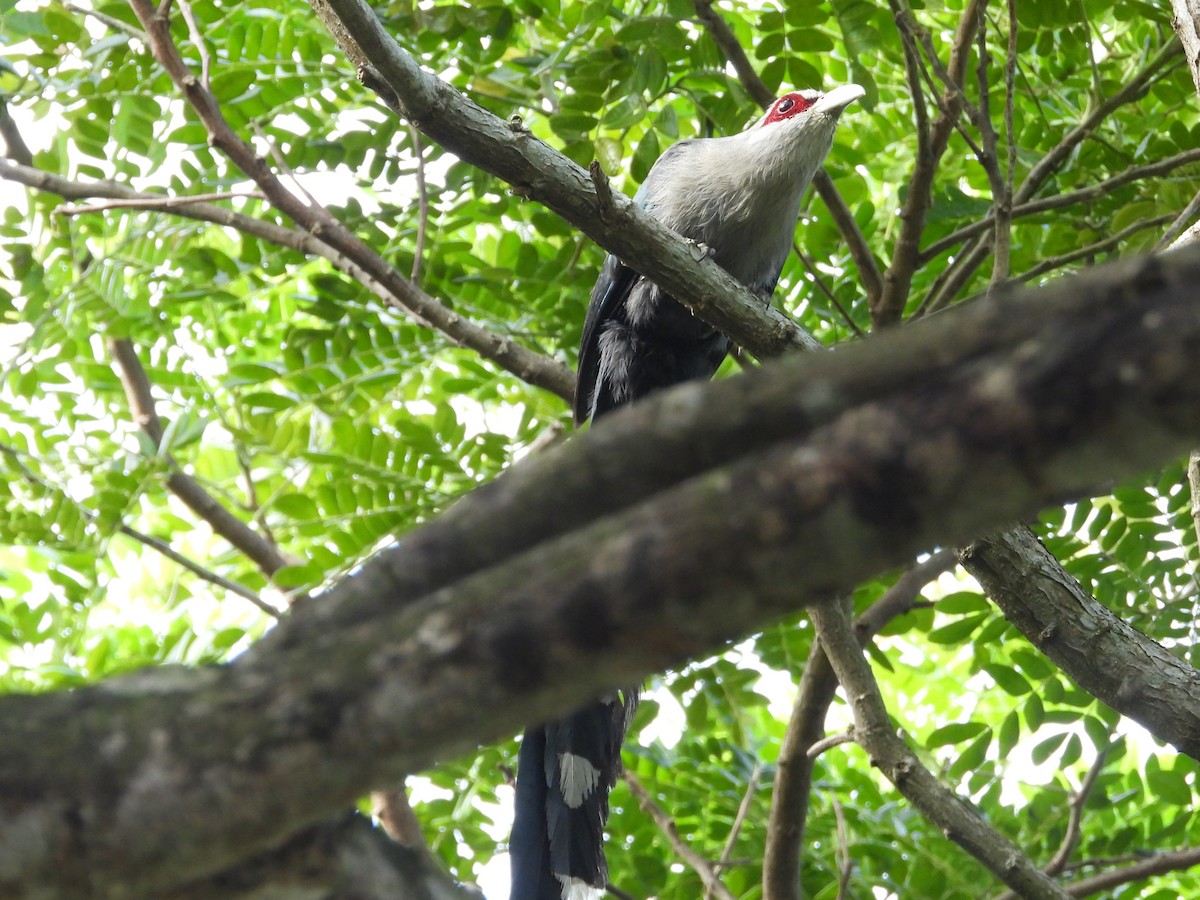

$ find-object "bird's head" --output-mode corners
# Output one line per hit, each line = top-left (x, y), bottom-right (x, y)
(755, 84), (866, 131)
(738, 84), (865, 184)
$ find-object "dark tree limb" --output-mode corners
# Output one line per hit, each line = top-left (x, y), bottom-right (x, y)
(959, 525), (1200, 760)
(4, 245), (1200, 898)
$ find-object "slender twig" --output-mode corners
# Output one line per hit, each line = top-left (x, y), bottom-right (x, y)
(832, 796), (853, 900)
(56, 191), (266, 215)
(1014, 214), (1173, 285)
(117, 524), (280, 616)
(65, 2), (146, 39)
(1065, 846), (1200, 896)
(795, 246), (865, 337)
(919, 146), (1200, 263)
(877, 0), (985, 328)
(975, 21), (1008, 279)
(1155, 187), (1200, 251)
(806, 731), (854, 759)
(0, 443), (277, 616)
(706, 762), (761, 900)
(176, 0), (211, 89)
(409, 124), (429, 285)
(1047, 747), (1109, 876)
(107, 337), (303, 586)
(623, 770), (738, 900)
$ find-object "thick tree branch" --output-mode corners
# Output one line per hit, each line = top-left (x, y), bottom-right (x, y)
(4, 245), (1200, 897)
(310, 0), (822, 358)
(959, 525), (1200, 760)
(808, 601), (1069, 898)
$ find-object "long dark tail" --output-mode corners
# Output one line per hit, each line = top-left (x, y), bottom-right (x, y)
(510, 694), (636, 900)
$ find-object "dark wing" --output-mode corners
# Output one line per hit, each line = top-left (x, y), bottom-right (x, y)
(573, 254), (639, 425)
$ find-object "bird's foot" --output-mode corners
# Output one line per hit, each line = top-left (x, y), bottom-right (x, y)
(687, 239), (715, 262)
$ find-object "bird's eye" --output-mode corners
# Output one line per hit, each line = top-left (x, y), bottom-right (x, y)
(777, 98), (794, 114)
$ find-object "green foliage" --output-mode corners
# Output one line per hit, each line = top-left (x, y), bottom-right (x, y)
(2, 0), (1199, 897)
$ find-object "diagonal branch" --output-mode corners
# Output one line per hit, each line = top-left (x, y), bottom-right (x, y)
(624, 771), (738, 900)
(762, 550), (955, 900)
(125, 0), (576, 401)
(311, 0), (822, 359)
(808, 601), (1069, 898)
(4, 243), (1200, 898)
(108, 337), (300, 587)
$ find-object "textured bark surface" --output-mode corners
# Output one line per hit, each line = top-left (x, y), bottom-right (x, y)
(961, 525), (1200, 759)
(2, 245), (1200, 897)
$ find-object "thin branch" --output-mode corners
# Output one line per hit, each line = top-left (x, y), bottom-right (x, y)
(806, 731), (854, 759)
(812, 172), (885, 305)
(176, 0), (212, 90)
(795, 245), (866, 337)
(1155, 186), (1200, 251)
(0, 443), (276, 616)
(57, 190), (266, 215)
(1065, 846), (1200, 897)
(919, 146), (1200, 263)
(408, 124), (429, 285)
(623, 771), (738, 900)
(877, 0), (985, 328)
(0, 158), (574, 398)
(707, 761), (761, 900)
(690, 0), (773, 108)
(107, 337), (302, 585)
(1047, 748), (1109, 876)
(1189, 451), (1200, 552)
(1014, 214), (1173, 285)
(922, 40), (1184, 309)
(250, 121), (321, 208)
(116, 524), (280, 617)
(127, 0), (576, 400)
(975, 18), (1013, 286)
(809, 601), (1069, 898)
(1016, 40), (1182, 206)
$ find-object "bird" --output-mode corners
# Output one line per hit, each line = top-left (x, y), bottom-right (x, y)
(509, 84), (864, 900)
